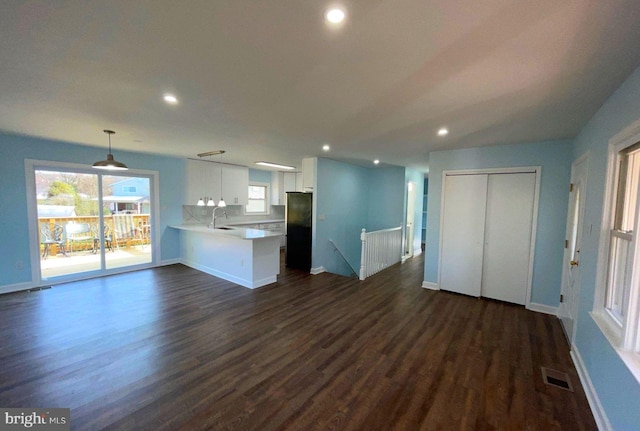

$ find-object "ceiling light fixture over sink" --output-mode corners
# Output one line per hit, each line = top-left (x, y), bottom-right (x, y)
(92, 130), (128, 171)
(197, 150), (228, 207)
(217, 151), (226, 208)
(255, 161), (296, 170)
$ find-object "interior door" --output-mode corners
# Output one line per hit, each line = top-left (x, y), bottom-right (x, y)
(440, 174), (488, 296)
(560, 156), (588, 344)
(481, 173), (536, 305)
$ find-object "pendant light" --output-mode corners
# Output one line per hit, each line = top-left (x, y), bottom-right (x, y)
(206, 197), (215, 206)
(217, 151), (226, 207)
(196, 198), (205, 206)
(92, 130), (128, 170)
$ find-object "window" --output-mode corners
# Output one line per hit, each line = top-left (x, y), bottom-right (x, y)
(245, 183), (269, 214)
(123, 186), (137, 193)
(605, 143), (640, 324)
(593, 133), (640, 382)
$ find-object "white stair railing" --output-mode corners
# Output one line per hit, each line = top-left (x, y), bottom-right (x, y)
(359, 226), (402, 280)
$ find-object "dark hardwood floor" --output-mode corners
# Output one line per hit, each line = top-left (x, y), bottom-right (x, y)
(0, 253), (596, 430)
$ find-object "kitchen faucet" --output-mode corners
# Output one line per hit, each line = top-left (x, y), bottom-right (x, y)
(211, 206), (227, 228)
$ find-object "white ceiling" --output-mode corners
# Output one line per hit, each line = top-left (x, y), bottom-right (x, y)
(1, 0), (640, 173)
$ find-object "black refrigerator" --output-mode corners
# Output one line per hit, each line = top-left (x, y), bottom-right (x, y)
(285, 192), (312, 271)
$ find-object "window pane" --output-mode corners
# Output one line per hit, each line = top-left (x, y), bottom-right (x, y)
(615, 147), (640, 231)
(606, 233), (632, 323)
(246, 199), (266, 213)
(248, 186), (266, 199)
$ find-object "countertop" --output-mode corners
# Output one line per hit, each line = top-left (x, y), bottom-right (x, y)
(170, 224), (283, 240)
(226, 219), (284, 226)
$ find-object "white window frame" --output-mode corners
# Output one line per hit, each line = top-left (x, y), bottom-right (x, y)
(591, 119), (640, 383)
(244, 182), (270, 215)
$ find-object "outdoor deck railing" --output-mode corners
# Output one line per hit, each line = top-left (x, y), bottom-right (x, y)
(38, 214), (151, 256)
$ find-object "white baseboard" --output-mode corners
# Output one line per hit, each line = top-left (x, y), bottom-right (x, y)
(159, 258), (181, 266)
(413, 247), (423, 256)
(571, 345), (612, 431)
(310, 266), (326, 275)
(0, 281), (35, 295)
(422, 281), (439, 290)
(526, 302), (559, 315)
(181, 259), (275, 289)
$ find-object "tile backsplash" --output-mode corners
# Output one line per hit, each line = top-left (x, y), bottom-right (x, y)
(182, 205), (285, 225)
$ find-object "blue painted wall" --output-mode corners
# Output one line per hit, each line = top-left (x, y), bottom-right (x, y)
(314, 158), (370, 275)
(570, 66), (640, 430)
(313, 158), (408, 276)
(248, 168), (272, 183)
(424, 140), (573, 307)
(367, 165), (406, 231)
(0, 133), (184, 288)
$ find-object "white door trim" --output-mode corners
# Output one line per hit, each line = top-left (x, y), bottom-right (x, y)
(438, 166), (541, 309)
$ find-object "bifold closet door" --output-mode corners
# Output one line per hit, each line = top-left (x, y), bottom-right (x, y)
(440, 174), (488, 297)
(481, 173), (536, 305)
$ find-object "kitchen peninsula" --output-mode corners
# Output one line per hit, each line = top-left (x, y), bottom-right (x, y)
(171, 225), (283, 289)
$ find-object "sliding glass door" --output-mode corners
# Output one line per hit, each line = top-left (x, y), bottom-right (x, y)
(31, 162), (155, 283)
(102, 174), (152, 270)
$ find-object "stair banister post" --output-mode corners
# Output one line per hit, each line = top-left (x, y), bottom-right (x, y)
(360, 228), (367, 280)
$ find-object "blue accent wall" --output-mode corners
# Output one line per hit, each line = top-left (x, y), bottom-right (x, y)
(0, 133), (184, 288)
(248, 168), (272, 183)
(367, 165), (406, 231)
(570, 66), (640, 430)
(314, 158), (369, 276)
(313, 158), (407, 276)
(423, 140), (573, 307)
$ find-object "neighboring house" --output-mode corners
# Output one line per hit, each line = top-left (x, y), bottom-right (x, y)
(104, 177), (150, 214)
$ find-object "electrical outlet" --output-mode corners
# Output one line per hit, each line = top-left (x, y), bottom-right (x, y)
(15, 260), (24, 270)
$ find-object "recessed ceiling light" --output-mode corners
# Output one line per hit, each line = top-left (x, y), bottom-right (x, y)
(322, 144), (330, 151)
(373, 159), (380, 165)
(163, 93), (178, 104)
(437, 127), (449, 136)
(255, 161), (296, 170)
(326, 8), (346, 24)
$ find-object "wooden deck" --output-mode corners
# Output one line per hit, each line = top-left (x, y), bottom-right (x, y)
(0, 253), (596, 430)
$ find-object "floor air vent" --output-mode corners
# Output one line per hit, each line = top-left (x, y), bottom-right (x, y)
(27, 286), (52, 292)
(541, 367), (573, 392)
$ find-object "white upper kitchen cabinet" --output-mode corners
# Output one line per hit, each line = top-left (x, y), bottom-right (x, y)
(185, 159), (220, 205)
(221, 164), (249, 205)
(302, 158), (315, 191)
(283, 172), (302, 194)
